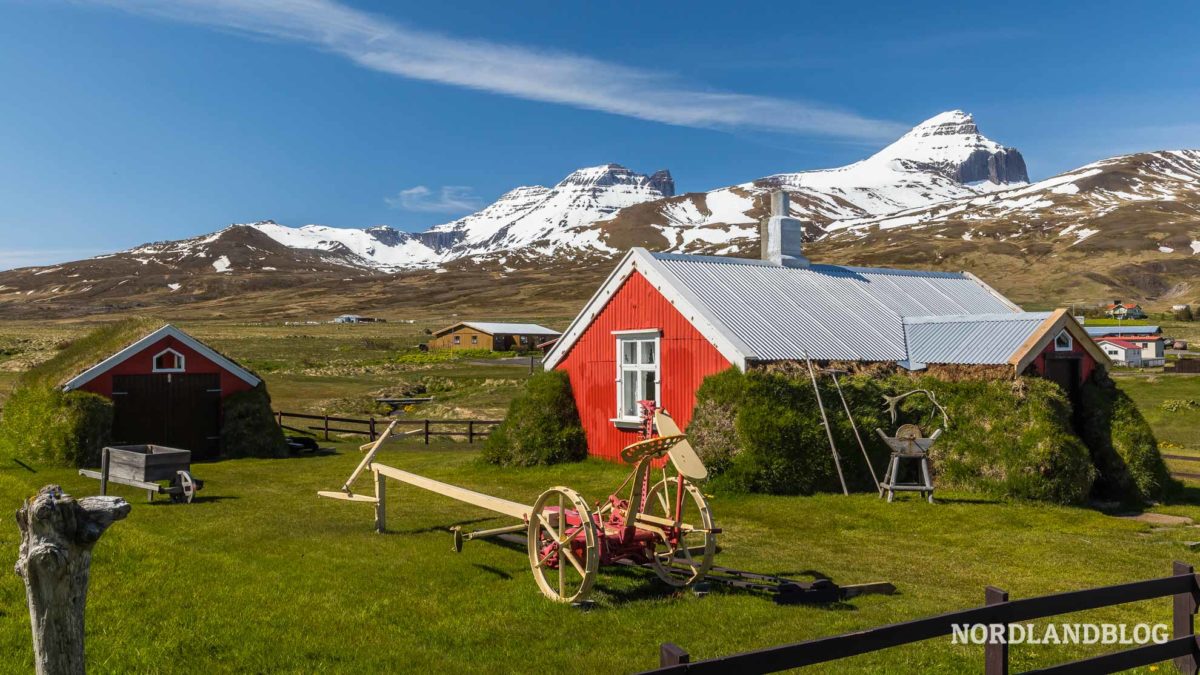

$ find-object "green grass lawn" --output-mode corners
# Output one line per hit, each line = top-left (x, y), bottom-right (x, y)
(4, 438), (1200, 673)
(3, 319), (1200, 672)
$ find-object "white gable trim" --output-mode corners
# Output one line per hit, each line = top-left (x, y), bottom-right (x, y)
(62, 324), (261, 391)
(151, 347), (186, 373)
(543, 248), (756, 371)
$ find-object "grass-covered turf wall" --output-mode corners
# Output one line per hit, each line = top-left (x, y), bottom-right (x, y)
(0, 317), (161, 467)
(687, 366), (1173, 505)
(483, 370), (586, 466)
(0, 317), (286, 466)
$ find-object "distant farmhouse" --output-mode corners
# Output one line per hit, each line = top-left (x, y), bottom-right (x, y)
(1104, 301), (1146, 320)
(1095, 339), (1144, 367)
(332, 315), (386, 324)
(544, 193), (1108, 462)
(429, 322), (561, 352)
(1086, 325), (1165, 367)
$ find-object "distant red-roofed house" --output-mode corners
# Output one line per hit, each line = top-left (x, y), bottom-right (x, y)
(1104, 301), (1146, 320)
(1096, 339), (1144, 366)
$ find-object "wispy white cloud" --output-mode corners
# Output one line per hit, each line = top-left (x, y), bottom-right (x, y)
(385, 185), (481, 213)
(0, 249), (107, 272)
(80, 0), (906, 140)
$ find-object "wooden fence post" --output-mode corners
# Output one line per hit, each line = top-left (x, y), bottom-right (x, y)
(424, 419), (430, 445)
(660, 643), (690, 667)
(984, 586), (1009, 675)
(468, 421), (475, 444)
(323, 415), (330, 441)
(276, 410), (283, 428)
(99, 447), (110, 496)
(374, 469), (386, 534)
(1174, 561), (1199, 675)
(369, 417), (377, 442)
(15, 486), (130, 675)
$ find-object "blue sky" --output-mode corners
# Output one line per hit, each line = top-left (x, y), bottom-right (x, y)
(2, 0), (1198, 270)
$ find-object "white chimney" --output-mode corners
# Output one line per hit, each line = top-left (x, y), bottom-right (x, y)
(761, 190), (809, 268)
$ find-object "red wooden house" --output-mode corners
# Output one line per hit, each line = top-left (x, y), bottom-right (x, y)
(544, 193), (1107, 462)
(62, 324), (261, 459)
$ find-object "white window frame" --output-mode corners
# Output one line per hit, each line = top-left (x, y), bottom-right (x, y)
(152, 347), (186, 373)
(612, 329), (661, 426)
(1053, 329), (1073, 352)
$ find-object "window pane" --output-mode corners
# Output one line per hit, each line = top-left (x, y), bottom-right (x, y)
(641, 340), (656, 365)
(622, 340), (637, 365)
(642, 370), (656, 405)
(622, 369), (638, 417)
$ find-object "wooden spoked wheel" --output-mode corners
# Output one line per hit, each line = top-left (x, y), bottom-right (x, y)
(527, 486), (599, 603)
(170, 470), (196, 504)
(644, 477), (715, 587)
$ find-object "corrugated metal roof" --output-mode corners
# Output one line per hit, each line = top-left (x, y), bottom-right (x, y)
(461, 322), (560, 335)
(1085, 326), (1161, 337)
(903, 312), (1052, 366)
(650, 253), (1022, 362)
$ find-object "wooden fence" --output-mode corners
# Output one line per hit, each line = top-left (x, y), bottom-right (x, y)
(1165, 454), (1200, 482)
(274, 410), (501, 444)
(648, 562), (1200, 675)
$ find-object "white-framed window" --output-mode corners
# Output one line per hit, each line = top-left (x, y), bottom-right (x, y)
(453, 335), (461, 345)
(614, 329), (660, 422)
(1054, 329), (1073, 352)
(152, 348), (185, 373)
(471, 335), (478, 345)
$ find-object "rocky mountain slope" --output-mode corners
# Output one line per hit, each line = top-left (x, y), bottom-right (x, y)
(812, 149), (1200, 306)
(2, 110), (1197, 318)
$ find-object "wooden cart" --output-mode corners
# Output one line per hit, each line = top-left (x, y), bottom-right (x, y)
(79, 445), (203, 503)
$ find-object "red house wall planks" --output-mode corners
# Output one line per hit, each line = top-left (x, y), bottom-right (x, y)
(77, 335), (254, 400)
(554, 272), (732, 462)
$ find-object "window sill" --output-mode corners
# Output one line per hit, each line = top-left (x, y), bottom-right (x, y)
(610, 418), (643, 430)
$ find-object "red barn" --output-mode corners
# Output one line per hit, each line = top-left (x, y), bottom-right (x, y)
(63, 324), (261, 459)
(544, 194), (1107, 462)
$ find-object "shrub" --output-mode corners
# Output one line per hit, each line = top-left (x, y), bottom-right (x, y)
(483, 370), (586, 466)
(689, 368), (1099, 503)
(220, 383), (290, 459)
(1174, 305), (1194, 322)
(1079, 372), (1176, 503)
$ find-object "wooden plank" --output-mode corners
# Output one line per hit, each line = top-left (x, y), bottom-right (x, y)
(660, 644), (690, 667)
(373, 464), (530, 520)
(1019, 635), (1197, 674)
(316, 491), (379, 503)
(79, 469), (164, 494)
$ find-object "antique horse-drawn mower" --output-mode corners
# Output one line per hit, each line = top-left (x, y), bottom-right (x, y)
(319, 410), (716, 603)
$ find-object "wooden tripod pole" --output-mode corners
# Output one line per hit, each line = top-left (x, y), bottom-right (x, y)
(828, 370), (881, 491)
(804, 352), (848, 495)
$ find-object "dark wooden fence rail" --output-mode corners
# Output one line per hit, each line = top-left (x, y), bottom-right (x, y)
(648, 562), (1199, 675)
(274, 410), (501, 444)
(1164, 454), (1200, 482)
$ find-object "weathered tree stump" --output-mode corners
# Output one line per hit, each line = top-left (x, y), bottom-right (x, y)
(14, 485), (130, 675)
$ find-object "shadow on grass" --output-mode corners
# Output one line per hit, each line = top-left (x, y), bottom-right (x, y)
(144, 494), (240, 506)
(389, 517), (493, 536)
(933, 496), (1003, 505)
(472, 563), (514, 580)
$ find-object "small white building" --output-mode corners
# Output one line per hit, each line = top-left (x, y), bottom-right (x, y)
(1097, 339), (1144, 367)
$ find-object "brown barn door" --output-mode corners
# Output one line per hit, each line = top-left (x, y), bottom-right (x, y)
(111, 374), (221, 459)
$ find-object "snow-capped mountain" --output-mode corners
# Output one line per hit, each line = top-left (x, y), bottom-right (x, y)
(5, 109), (1198, 316)
(811, 149), (1200, 305)
(593, 110), (1028, 255)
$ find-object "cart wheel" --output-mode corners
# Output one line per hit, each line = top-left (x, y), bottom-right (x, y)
(527, 486), (599, 603)
(171, 471), (196, 504)
(645, 477), (716, 587)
